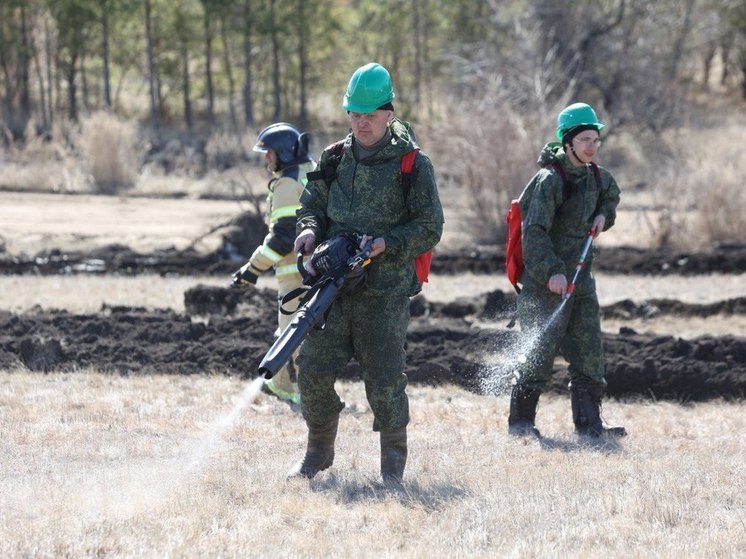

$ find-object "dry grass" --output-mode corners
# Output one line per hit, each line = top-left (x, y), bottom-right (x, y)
(1, 371), (743, 558)
(606, 110), (746, 251)
(79, 112), (138, 195)
(0, 191), (244, 256)
(423, 101), (540, 244)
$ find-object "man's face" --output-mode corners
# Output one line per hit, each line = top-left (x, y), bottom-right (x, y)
(348, 109), (393, 148)
(568, 130), (601, 165)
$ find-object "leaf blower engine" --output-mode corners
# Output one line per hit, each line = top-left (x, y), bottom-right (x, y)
(302, 232), (370, 291)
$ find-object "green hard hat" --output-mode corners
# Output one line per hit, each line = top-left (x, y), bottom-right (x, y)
(342, 62), (395, 114)
(556, 102), (605, 140)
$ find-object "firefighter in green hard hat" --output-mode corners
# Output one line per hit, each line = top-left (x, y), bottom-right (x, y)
(287, 62), (444, 484)
(507, 102), (627, 439)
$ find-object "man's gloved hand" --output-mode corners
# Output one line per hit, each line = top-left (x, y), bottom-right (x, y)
(231, 263), (260, 287)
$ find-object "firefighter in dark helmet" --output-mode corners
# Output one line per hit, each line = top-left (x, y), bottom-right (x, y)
(233, 123), (315, 406)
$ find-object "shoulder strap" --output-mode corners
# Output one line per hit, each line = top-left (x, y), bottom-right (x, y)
(546, 162), (572, 201)
(307, 142), (421, 198)
(546, 161), (603, 201)
(306, 140), (345, 184)
(589, 161), (603, 190)
(400, 147), (420, 198)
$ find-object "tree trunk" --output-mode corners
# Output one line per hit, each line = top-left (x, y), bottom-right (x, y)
(182, 40), (193, 131)
(203, 8), (215, 125)
(66, 54), (78, 121)
(101, 0), (112, 108)
(144, 0), (158, 128)
(720, 31), (734, 86)
(19, 3), (32, 134)
(270, 0), (281, 121)
(32, 28), (49, 134)
(297, 0), (308, 128)
(666, 0), (695, 82)
(220, 15), (239, 133)
(412, 0), (421, 104)
(242, 0), (254, 128)
(81, 50), (90, 112)
(45, 16), (54, 128)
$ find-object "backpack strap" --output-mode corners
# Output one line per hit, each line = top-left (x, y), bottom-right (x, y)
(546, 162), (572, 201)
(306, 140), (345, 185)
(400, 147), (420, 198)
(547, 161), (604, 202)
(590, 161), (603, 190)
(306, 142), (421, 199)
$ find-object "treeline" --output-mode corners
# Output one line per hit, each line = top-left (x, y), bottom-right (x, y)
(0, 0), (744, 141)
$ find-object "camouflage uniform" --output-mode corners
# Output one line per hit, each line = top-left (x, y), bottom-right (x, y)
(515, 143), (621, 391)
(296, 118), (444, 430)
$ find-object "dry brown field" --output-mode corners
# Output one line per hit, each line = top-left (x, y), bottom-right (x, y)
(1, 371), (744, 558)
(1, 170), (744, 557)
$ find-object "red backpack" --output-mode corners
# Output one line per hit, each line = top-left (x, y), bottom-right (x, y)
(308, 142), (433, 285)
(506, 162), (602, 293)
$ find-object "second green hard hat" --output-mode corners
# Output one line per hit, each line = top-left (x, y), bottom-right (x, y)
(556, 102), (605, 141)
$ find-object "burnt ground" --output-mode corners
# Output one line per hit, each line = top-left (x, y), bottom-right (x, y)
(1, 199), (744, 278)
(3, 241), (746, 277)
(1, 275), (744, 401)
(1, 202), (744, 402)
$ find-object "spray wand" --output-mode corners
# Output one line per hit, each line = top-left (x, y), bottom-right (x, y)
(564, 232), (595, 300)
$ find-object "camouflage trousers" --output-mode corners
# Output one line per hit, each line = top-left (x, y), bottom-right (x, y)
(296, 292), (410, 432)
(515, 281), (606, 392)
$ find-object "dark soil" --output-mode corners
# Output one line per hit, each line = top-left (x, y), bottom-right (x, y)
(3, 242), (746, 277)
(1, 284), (744, 402)
(1, 206), (744, 401)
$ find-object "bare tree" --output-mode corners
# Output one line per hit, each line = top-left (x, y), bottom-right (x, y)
(200, 0), (215, 125)
(144, 0), (158, 128)
(175, 4), (194, 130)
(99, 0), (111, 108)
(269, 0), (281, 121)
(220, 19), (238, 133)
(241, 0), (255, 127)
(412, 0), (422, 104)
(297, 0), (308, 128)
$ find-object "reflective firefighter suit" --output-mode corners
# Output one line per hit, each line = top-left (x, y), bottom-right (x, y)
(246, 164), (312, 398)
(516, 143), (621, 391)
(296, 119), (444, 431)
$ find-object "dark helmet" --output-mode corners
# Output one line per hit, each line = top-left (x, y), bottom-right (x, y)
(253, 122), (312, 170)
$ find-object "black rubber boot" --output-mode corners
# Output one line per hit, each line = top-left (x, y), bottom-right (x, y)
(286, 416), (339, 479)
(380, 426), (407, 485)
(508, 385), (541, 438)
(571, 383), (627, 438)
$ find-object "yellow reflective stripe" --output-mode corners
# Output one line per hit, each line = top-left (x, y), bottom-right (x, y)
(275, 264), (300, 277)
(270, 205), (300, 221)
(260, 245), (283, 263)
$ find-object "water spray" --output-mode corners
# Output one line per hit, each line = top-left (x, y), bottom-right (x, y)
(481, 232), (595, 394)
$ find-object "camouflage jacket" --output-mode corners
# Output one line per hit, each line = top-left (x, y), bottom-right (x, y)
(519, 142), (621, 292)
(297, 118), (444, 296)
